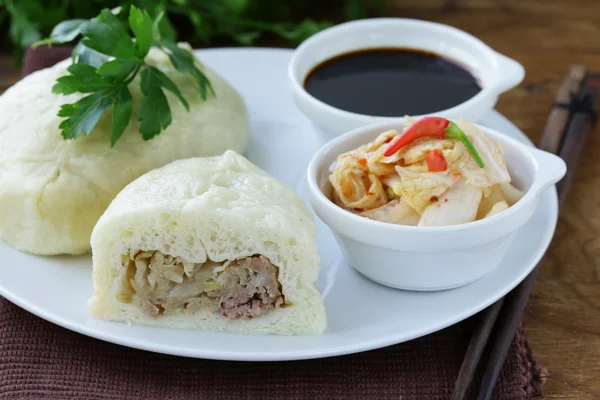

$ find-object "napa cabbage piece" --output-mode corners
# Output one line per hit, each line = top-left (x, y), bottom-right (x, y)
(328, 117), (525, 226)
(392, 164), (461, 213)
(418, 179), (483, 227)
(360, 200), (420, 225)
(455, 118), (511, 187)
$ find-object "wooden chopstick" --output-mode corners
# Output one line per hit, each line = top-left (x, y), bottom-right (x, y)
(476, 78), (597, 400)
(451, 65), (590, 400)
(451, 299), (504, 400)
(539, 65), (587, 153)
(555, 84), (596, 208)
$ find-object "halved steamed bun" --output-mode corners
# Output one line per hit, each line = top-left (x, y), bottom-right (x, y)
(89, 151), (327, 335)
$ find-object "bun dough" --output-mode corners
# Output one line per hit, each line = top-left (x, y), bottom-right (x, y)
(89, 151), (326, 335)
(0, 45), (249, 255)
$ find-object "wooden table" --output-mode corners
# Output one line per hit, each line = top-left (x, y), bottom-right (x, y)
(0, 0), (598, 397)
(392, 1), (600, 398)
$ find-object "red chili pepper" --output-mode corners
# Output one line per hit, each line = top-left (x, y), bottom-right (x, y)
(384, 117), (449, 156)
(426, 149), (447, 171)
(383, 117), (485, 168)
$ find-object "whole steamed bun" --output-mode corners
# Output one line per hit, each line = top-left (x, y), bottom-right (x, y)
(0, 44), (249, 255)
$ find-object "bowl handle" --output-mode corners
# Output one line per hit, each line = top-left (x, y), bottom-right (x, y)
(529, 148), (567, 194)
(493, 52), (526, 93)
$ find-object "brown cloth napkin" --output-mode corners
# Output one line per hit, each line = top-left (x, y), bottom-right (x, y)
(0, 46), (548, 400)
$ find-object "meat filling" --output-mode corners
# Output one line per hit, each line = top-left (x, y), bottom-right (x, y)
(124, 251), (284, 320)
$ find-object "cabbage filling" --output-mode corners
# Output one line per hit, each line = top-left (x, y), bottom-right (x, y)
(122, 250), (284, 320)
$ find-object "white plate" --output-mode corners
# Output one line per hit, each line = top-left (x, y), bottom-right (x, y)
(0, 48), (557, 361)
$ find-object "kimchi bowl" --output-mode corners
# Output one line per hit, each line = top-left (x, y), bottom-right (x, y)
(307, 119), (566, 290)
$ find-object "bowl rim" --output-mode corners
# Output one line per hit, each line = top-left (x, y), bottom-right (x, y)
(289, 18), (519, 124)
(306, 118), (562, 234)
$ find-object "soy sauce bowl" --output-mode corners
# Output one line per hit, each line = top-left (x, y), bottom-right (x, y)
(306, 120), (566, 291)
(289, 18), (525, 137)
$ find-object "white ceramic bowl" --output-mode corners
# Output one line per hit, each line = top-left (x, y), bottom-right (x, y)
(307, 120), (566, 291)
(289, 18), (525, 137)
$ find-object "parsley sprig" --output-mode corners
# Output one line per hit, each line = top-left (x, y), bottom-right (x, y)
(36, 6), (213, 147)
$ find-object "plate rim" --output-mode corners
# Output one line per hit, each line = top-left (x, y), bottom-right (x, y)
(0, 47), (558, 361)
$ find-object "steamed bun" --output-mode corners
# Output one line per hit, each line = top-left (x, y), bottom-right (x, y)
(0, 44), (249, 255)
(89, 151), (326, 335)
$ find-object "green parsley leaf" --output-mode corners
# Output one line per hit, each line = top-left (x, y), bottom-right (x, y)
(187, 12), (212, 43)
(97, 59), (139, 82)
(152, 10), (177, 42)
(110, 6), (128, 21)
(52, 64), (113, 95)
(45, 5), (213, 146)
(137, 67), (172, 140)
(81, 9), (137, 59)
(191, 68), (214, 100)
(345, 0), (366, 20)
(110, 86), (133, 147)
(233, 31), (261, 46)
(72, 42), (110, 68)
(224, 0), (249, 14)
(6, 2), (42, 48)
(57, 88), (117, 140)
(33, 19), (87, 47)
(144, 65), (190, 110)
(275, 19), (333, 44)
(161, 40), (214, 99)
(128, 6), (153, 58)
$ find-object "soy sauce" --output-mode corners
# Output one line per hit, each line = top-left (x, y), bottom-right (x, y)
(303, 48), (481, 117)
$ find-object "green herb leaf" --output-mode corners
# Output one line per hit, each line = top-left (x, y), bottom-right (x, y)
(81, 9), (137, 59)
(188, 12), (212, 43)
(47, 5), (213, 146)
(52, 64), (113, 95)
(224, 0), (249, 14)
(128, 6), (153, 58)
(111, 6), (127, 21)
(152, 10), (177, 42)
(35, 19), (87, 47)
(345, 0), (366, 20)
(275, 19), (333, 44)
(137, 67), (172, 139)
(6, 3), (41, 48)
(57, 88), (117, 140)
(233, 31), (261, 45)
(33, 19), (86, 47)
(72, 42), (110, 68)
(445, 121), (485, 168)
(145, 65), (190, 110)
(161, 40), (214, 99)
(97, 59), (139, 82)
(110, 86), (133, 147)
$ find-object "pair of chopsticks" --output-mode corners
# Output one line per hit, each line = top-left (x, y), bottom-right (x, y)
(451, 64), (597, 400)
